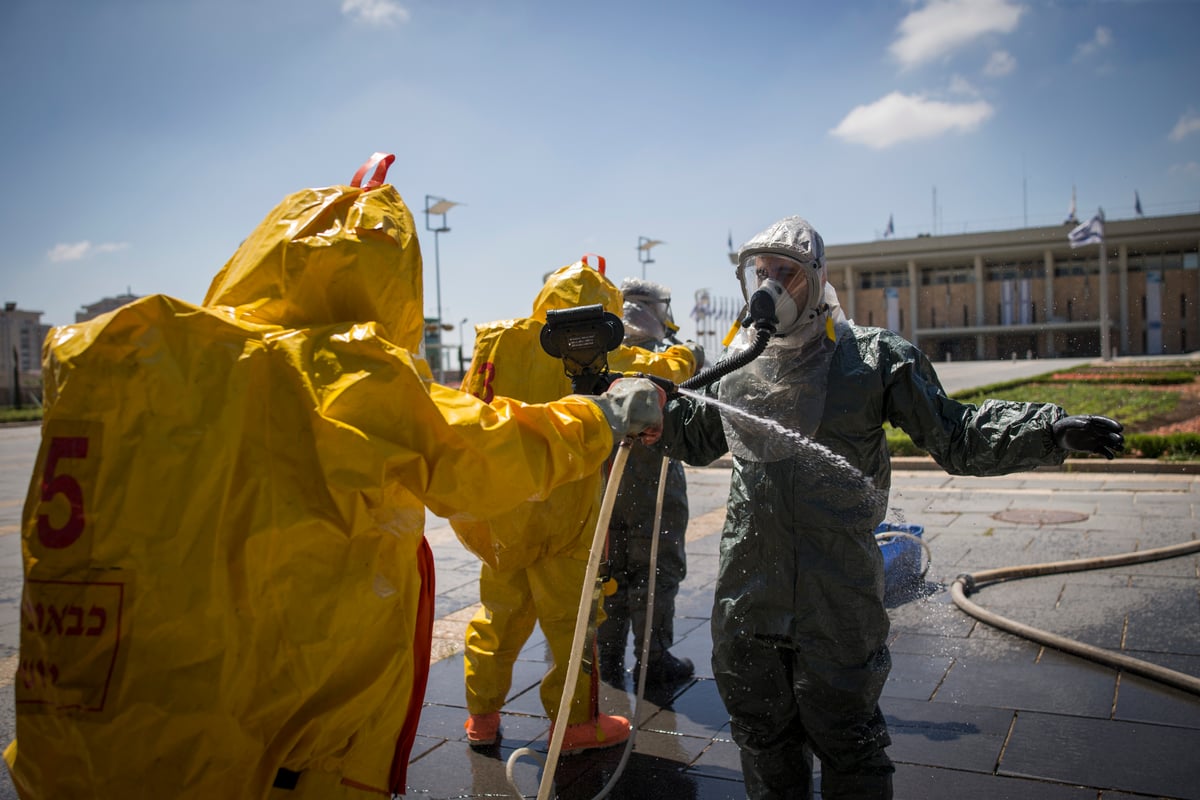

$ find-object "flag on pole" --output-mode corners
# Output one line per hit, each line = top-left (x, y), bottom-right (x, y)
(1068, 210), (1104, 248)
(1135, 191), (1144, 217)
(883, 214), (894, 238)
(1064, 185), (1078, 224)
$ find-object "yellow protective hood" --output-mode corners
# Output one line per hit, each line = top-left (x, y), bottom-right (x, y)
(530, 261), (624, 323)
(202, 183), (424, 350)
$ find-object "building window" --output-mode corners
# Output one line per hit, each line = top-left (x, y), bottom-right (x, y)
(860, 269), (909, 289)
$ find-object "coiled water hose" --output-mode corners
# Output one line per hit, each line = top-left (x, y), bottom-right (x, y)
(950, 539), (1200, 696)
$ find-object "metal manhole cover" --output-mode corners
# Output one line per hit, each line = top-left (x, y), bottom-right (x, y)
(992, 509), (1090, 525)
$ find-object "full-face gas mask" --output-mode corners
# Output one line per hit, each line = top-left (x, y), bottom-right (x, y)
(620, 278), (679, 345)
(737, 252), (824, 336)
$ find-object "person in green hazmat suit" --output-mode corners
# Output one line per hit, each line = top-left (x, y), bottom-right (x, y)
(4, 162), (667, 800)
(656, 215), (1124, 800)
(453, 260), (698, 754)
(597, 277), (702, 689)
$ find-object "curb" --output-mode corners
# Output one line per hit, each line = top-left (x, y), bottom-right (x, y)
(700, 456), (1200, 475)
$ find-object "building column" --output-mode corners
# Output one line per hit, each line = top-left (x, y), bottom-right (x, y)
(1043, 250), (1055, 356)
(908, 260), (919, 346)
(974, 254), (985, 359)
(1118, 244), (1129, 356)
(843, 264), (857, 323)
(1099, 241), (1111, 360)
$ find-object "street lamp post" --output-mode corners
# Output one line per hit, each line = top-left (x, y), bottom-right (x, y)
(424, 195), (462, 382)
(459, 316), (469, 377)
(637, 236), (664, 280)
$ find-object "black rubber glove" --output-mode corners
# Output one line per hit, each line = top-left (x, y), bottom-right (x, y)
(1051, 415), (1125, 460)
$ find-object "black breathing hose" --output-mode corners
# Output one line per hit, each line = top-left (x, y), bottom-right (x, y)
(677, 288), (777, 393)
(678, 323), (773, 392)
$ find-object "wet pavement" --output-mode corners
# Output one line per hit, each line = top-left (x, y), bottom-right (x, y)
(411, 463), (1200, 799)
(1, 422), (1199, 798)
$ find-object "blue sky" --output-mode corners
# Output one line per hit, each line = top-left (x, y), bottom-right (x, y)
(2, 0), (1199, 347)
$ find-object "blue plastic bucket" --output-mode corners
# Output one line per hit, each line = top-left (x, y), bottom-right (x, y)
(875, 522), (925, 593)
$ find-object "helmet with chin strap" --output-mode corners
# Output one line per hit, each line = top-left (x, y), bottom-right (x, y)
(735, 216), (827, 334)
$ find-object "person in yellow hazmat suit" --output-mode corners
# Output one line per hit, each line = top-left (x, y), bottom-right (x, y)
(4, 155), (667, 800)
(453, 259), (699, 754)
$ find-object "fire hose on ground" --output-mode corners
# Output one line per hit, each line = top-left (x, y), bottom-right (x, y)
(950, 539), (1200, 697)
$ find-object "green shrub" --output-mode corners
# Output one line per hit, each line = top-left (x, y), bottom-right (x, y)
(1125, 433), (1200, 460)
(0, 407), (42, 424)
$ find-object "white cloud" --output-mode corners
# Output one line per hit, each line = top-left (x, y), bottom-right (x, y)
(341, 0), (410, 26)
(47, 241), (129, 263)
(1169, 111), (1200, 143)
(1073, 26), (1112, 62)
(831, 92), (994, 149)
(984, 49), (1016, 77)
(1169, 161), (1200, 179)
(948, 74), (979, 96)
(890, 0), (1025, 68)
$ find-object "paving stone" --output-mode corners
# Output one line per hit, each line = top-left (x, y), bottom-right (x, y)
(887, 593), (977, 638)
(932, 658), (1117, 718)
(423, 655), (467, 706)
(557, 749), (746, 800)
(405, 737), (546, 798)
(685, 738), (745, 782)
(999, 711), (1200, 799)
(888, 629), (1044, 665)
(894, 763), (1100, 799)
(631, 728), (712, 763)
(973, 577), (1066, 610)
(883, 696), (1013, 772)
(640, 678), (732, 740)
(1113, 671), (1200, 729)
(431, 579), (480, 618)
(1117, 648), (1200, 677)
(1124, 590), (1200, 655)
(888, 651), (954, 686)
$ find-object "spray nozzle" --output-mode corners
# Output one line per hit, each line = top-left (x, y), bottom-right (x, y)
(743, 287), (779, 333)
(540, 304), (625, 395)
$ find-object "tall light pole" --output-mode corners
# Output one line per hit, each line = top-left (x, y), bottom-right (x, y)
(638, 236), (664, 280)
(459, 316), (469, 377)
(424, 195), (462, 382)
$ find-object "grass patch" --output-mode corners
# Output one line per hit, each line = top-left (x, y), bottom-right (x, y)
(952, 383), (1178, 429)
(887, 361), (1200, 460)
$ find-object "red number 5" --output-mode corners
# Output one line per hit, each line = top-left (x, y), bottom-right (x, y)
(37, 436), (89, 550)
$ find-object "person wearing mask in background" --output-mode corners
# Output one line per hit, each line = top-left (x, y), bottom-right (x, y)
(5, 160), (669, 800)
(597, 278), (703, 690)
(454, 260), (699, 754)
(656, 216), (1124, 800)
